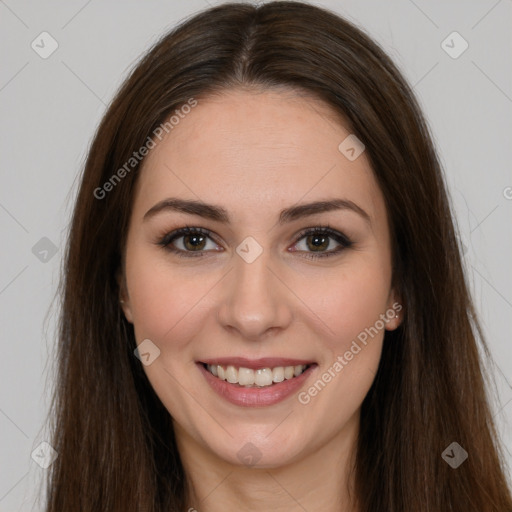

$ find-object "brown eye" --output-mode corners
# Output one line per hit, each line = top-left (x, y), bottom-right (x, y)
(158, 227), (221, 257)
(304, 233), (330, 252)
(182, 233), (208, 251)
(292, 226), (353, 259)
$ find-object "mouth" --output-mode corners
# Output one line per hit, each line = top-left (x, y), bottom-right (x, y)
(200, 362), (313, 388)
(196, 358), (318, 407)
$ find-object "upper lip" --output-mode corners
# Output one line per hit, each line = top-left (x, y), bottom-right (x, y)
(199, 357), (316, 370)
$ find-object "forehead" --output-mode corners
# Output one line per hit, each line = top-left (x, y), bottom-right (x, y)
(132, 88), (383, 225)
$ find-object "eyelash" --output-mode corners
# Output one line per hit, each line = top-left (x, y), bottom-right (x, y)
(157, 224), (353, 260)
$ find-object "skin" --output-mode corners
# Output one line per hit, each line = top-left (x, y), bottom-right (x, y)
(119, 87), (402, 512)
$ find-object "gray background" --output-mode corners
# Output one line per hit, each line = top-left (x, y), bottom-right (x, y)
(1, 0), (511, 509)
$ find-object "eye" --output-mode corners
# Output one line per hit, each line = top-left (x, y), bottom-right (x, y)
(158, 226), (221, 257)
(291, 225), (352, 259)
(157, 224), (352, 259)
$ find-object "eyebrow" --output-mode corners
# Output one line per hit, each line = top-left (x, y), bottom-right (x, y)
(143, 197), (371, 226)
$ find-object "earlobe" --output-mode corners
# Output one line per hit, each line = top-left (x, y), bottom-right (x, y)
(116, 267), (134, 324)
(119, 297), (134, 324)
(385, 293), (404, 331)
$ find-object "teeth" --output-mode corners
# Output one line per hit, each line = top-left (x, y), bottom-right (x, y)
(225, 365), (238, 383)
(284, 366), (295, 379)
(255, 368), (273, 386)
(272, 366), (284, 383)
(238, 367), (255, 386)
(205, 363), (309, 387)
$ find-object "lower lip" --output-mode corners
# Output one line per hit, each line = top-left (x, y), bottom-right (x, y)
(197, 363), (317, 407)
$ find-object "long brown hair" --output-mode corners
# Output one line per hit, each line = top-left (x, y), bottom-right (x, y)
(44, 2), (512, 510)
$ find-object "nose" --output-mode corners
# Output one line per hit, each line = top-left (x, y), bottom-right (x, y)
(216, 247), (293, 341)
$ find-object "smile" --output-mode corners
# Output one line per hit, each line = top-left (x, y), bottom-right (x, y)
(205, 363), (310, 387)
(197, 358), (318, 407)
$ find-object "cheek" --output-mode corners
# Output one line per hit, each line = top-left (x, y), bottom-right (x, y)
(297, 260), (392, 352)
(125, 252), (216, 414)
(125, 248), (218, 349)
(294, 266), (389, 421)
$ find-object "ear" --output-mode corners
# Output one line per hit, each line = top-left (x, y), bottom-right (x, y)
(384, 288), (404, 331)
(116, 266), (134, 324)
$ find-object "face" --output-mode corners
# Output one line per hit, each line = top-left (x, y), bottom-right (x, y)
(119, 88), (402, 468)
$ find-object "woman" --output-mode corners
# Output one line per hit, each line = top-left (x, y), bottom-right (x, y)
(44, 1), (512, 510)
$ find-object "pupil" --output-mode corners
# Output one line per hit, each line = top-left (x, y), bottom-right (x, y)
(309, 235), (327, 251)
(185, 234), (205, 250)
